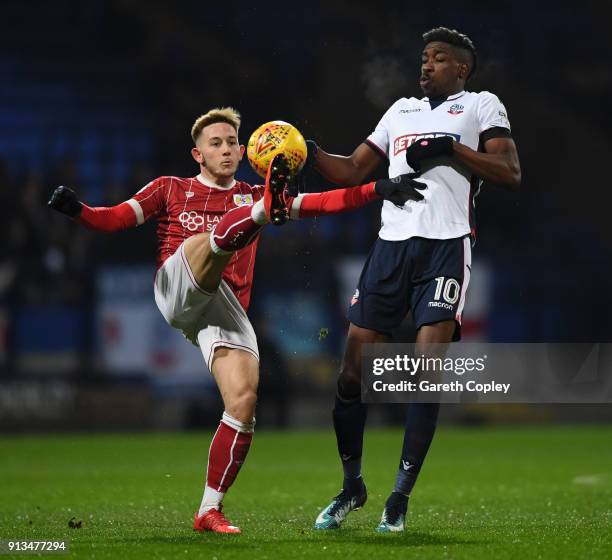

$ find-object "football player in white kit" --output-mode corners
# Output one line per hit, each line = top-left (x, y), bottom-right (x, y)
(311, 27), (521, 532)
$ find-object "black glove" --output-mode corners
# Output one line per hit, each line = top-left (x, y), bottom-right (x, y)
(405, 136), (454, 171)
(374, 174), (427, 207)
(289, 139), (319, 196)
(48, 185), (83, 218)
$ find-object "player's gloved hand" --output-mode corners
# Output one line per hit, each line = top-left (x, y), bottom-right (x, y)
(304, 139), (319, 164)
(405, 136), (454, 171)
(374, 173), (427, 207)
(289, 140), (319, 196)
(48, 186), (83, 218)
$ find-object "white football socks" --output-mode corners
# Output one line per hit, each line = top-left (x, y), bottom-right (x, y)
(250, 199), (267, 225)
(199, 485), (226, 516)
(221, 411), (255, 433)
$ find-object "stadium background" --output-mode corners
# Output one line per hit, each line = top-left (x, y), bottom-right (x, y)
(1, 0), (611, 432)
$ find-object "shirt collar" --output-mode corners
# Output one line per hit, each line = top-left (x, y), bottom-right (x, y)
(422, 90), (467, 103)
(196, 174), (236, 190)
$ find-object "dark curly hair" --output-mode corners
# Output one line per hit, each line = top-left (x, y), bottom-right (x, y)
(423, 27), (477, 79)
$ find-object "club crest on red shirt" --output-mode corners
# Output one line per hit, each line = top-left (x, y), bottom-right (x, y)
(233, 194), (254, 206)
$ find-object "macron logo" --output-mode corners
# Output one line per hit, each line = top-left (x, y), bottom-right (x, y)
(401, 460), (413, 471)
(393, 132), (460, 156)
(186, 192), (194, 198)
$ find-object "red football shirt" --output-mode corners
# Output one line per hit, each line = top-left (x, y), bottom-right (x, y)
(130, 175), (264, 311)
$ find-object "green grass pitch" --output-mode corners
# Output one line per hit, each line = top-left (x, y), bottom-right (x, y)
(1, 426), (611, 559)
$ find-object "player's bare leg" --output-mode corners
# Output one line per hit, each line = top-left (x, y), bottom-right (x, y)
(377, 319), (455, 533)
(194, 347), (258, 534)
(210, 347), (259, 423)
(315, 324), (389, 530)
(183, 232), (233, 293)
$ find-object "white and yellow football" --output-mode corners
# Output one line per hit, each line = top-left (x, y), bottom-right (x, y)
(246, 121), (307, 178)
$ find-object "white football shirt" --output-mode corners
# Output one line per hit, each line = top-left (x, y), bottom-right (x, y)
(366, 90), (511, 240)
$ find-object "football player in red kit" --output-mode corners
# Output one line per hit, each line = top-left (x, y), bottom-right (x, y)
(48, 107), (426, 534)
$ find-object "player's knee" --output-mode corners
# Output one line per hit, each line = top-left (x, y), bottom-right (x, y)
(229, 389), (257, 422)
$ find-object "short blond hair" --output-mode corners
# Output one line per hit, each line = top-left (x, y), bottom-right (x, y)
(191, 107), (241, 144)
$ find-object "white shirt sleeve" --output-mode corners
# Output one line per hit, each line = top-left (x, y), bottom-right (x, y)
(476, 91), (511, 134)
(366, 101), (399, 157)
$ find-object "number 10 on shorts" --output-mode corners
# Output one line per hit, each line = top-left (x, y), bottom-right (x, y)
(433, 276), (460, 305)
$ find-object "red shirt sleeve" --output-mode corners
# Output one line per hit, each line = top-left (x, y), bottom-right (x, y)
(295, 182), (378, 218)
(79, 202), (137, 231)
(130, 177), (168, 224)
(77, 177), (168, 232)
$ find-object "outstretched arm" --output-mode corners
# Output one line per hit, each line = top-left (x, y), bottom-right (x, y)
(79, 202), (138, 231)
(292, 182), (378, 218)
(48, 186), (138, 231)
(291, 175), (426, 219)
(313, 142), (383, 186)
